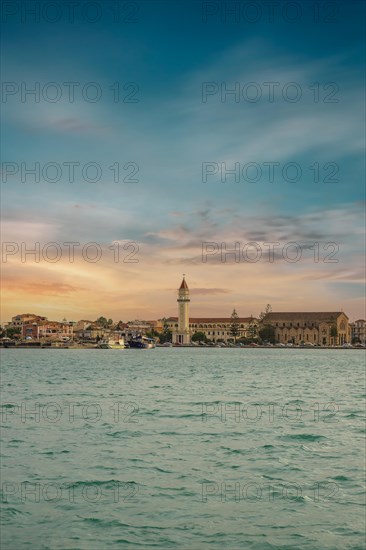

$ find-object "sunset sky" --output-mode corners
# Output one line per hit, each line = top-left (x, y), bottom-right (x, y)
(1, 0), (365, 323)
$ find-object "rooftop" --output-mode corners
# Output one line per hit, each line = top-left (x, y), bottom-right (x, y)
(263, 312), (347, 321)
(167, 317), (255, 323)
(179, 277), (188, 290)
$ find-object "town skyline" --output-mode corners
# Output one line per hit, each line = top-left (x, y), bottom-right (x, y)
(2, 272), (364, 325)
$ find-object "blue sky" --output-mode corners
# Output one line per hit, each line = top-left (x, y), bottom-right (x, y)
(1, 0), (365, 321)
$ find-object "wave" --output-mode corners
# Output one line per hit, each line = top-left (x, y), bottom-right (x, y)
(282, 434), (327, 441)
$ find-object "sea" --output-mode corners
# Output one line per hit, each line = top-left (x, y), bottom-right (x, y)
(1, 348), (365, 550)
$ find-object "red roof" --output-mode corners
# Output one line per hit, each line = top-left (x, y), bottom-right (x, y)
(166, 317), (255, 323)
(263, 312), (347, 322)
(179, 277), (188, 290)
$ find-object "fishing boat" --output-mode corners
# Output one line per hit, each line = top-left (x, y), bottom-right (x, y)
(128, 335), (156, 349)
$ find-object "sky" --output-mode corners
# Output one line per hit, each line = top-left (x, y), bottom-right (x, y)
(1, 0), (365, 322)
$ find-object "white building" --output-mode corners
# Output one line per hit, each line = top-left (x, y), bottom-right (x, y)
(352, 319), (366, 345)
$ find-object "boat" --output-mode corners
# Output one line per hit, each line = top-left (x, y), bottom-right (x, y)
(128, 335), (156, 349)
(98, 337), (127, 349)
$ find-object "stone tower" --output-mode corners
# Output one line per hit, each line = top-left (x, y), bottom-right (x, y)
(174, 275), (190, 344)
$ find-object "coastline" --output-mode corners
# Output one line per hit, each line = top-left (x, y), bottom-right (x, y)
(1, 345), (364, 350)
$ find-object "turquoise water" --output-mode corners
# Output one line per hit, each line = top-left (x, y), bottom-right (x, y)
(1, 349), (365, 549)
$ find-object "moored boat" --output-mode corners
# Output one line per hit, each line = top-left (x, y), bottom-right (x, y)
(128, 335), (156, 349)
(98, 337), (127, 349)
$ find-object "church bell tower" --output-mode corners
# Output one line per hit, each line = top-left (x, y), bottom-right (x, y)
(174, 275), (190, 345)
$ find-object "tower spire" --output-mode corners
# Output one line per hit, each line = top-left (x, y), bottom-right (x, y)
(179, 274), (188, 290)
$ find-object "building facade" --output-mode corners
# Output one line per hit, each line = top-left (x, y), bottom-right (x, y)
(74, 322), (107, 342)
(22, 319), (73, 341)
(6, 313), (73, 341)
(127, 320), (163, 334)
(9, 313), (47, 328)
(167, 316), (258, 343)
(351, 319), (366, 345)
(261, 312), (350, 345)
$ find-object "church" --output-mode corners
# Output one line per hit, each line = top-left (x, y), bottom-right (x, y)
(261, 311), (350, 346)
(167, 276), (258, 344)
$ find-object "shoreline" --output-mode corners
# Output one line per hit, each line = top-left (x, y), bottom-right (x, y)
(1, 345), (364, 350)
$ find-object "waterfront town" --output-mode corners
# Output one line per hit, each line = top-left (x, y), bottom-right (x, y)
(1, 278), (365, 348)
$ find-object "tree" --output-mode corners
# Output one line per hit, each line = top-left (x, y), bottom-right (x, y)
(259, 304), (272, 322)
(146, 329), (159, 340)
(259, 325), (275, 344)
(155, 319), (172, 344)
(191, 331), (207, 343)
(4, 327), (21, 340)
(229, 309), (240, 343)
(108, 318), (113, 326)
(247, 315), (257, 342)
(159, 330), (172, 344)
(330, 325), (338, 346)
(96, 316), (109, 328)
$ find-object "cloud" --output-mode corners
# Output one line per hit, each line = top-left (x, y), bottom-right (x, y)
(2, 280), (82, 296)
(48, 117), (101, 133)
(1, 220), (59, 242)
(190, 288), (230, 295)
